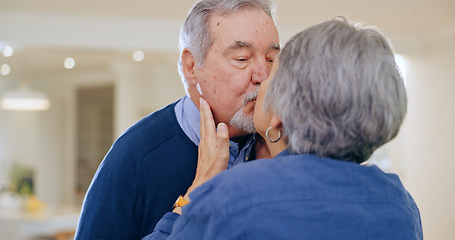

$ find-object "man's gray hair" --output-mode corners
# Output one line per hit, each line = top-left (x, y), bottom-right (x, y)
(178, 0), (276, 94)
(264, 17), (407, 163)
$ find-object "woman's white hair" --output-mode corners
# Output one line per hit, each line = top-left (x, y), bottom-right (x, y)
(178, 0), (276, 94)
(264, 17), (407, 163)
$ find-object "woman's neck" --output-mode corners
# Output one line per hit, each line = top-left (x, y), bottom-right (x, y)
(255, 133), (287, 158)
(268, 142), (287, 157)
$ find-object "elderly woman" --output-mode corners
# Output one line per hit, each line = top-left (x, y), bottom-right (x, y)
(145, 17), (423, 239)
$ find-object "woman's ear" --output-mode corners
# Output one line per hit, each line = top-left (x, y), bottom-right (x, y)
(270, 115), (283, 131)
(181, 49), (197, 84)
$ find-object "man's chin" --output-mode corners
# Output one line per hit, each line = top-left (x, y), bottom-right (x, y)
(229, 115), (255, 134)
(228, 127), (256, 139)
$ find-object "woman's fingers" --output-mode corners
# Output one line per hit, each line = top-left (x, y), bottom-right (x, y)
(200, 98), (229, 164)
(199, 98), (216, 144)
(199, 98), (206, 142)
(215, 123), (230, 165)
(187, 98), (230, 195)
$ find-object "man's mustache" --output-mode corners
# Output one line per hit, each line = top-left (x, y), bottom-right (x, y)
(243, 86), (259, 105)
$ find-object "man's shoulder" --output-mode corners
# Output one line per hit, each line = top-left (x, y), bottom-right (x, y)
(128, 102), (179, 136)
(118, 101), (187, 147)
(106, 100), (196, 162)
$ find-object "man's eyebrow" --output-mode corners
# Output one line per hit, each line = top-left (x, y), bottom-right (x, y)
(224, 41), (280, 54)
(228, 41), (254, 50)
(269, 43), (280, 51)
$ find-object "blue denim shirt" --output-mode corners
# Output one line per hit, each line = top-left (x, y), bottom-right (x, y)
(144, 150), (423, 240)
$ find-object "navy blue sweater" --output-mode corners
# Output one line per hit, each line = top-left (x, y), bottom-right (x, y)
(75, 101), (199, 239)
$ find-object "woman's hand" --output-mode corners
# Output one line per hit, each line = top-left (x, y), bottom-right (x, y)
(182, 98), (230, 202)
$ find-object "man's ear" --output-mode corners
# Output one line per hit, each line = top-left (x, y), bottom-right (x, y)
(181, 49), (197, 84)
(270, 115), (283, 131)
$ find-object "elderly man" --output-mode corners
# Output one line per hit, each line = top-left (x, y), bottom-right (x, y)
(74, 0), (280, 239)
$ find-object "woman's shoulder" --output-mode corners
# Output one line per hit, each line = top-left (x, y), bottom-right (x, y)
(188, 155), (309, 209)
(191, 153), (408, 212)
(184, 154), (420, 239)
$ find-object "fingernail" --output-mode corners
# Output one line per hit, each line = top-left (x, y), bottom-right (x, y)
(217, 123), (227, 132)
(200, 98), (207, 107)
(200, 98), (203, 106)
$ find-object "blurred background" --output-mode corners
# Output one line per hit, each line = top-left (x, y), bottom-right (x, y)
(0, 0), (454, 239)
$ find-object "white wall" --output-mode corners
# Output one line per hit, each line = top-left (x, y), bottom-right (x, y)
(399, 31), (455, 239)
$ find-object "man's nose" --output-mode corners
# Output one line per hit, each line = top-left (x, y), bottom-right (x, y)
(251, 58), (269, 85)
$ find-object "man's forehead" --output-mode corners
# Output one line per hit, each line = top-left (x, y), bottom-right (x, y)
(209, 8), (273, 31)
(208, 9), (280, 52)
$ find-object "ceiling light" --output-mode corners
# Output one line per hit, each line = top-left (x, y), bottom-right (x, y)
(0, 80), (51, 111)
(64, 57), (76, 69)
(1, 64), (11, 76)
(133, 50), (145, 62)
(2, 45), (14, 57)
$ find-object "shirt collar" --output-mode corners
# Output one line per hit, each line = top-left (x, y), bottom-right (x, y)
(176, 96), (255, 166)
(184, 96), (201, 144)
(175, 96), (201, 146)
(274, 149), (291, 158)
